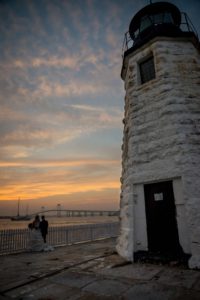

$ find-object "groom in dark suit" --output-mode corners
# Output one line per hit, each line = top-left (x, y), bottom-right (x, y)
(40, 215), (48, 243)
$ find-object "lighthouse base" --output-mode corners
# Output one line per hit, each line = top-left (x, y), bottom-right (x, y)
(189, 256), (200, 270)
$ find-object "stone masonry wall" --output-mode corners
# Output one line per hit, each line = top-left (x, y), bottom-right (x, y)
(116, 37), (200, 268)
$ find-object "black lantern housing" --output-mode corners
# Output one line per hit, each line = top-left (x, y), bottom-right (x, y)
(129, 2), (181, 43)
(121, 1), (200, 79)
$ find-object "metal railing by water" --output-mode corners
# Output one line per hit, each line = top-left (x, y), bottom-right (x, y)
(0, 222), (119, 255)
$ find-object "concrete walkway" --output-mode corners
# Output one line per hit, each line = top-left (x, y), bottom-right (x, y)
(0, 238), (200, 300)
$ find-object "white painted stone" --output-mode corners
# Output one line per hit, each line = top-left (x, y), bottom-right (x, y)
(173, 178), (191, 254)
(188, 255), (200, 269)
(117, 36), (200, 269)
(132, 184), (148, 252)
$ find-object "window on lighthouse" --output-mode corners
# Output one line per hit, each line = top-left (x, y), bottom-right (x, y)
(139, 56), (155, 84)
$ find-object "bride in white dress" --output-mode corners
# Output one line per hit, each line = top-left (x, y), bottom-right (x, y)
(28, 215), (44, 251)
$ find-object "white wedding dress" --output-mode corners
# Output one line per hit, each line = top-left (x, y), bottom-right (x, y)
(29, 228), (45, 252)
(28, 220), (54, 252)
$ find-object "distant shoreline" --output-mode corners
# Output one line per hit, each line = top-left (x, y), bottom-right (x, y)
(0, 216), (119, 230)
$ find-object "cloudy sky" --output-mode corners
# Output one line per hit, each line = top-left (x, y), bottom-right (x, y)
(0, 0), (200, 215)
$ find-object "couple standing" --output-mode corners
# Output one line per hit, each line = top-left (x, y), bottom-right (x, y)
(32, 215), (48, 243)
(28, 215), (52, 252)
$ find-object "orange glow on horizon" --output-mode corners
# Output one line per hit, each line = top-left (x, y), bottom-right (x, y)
(0, 158), (119, 168)
(0, 156), (121, 201)
(0, 180), (120, 201)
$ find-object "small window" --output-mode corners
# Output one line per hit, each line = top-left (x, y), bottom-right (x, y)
(153, 13), (164, 25)
(163, 12), (174, 24)
(139, 56), (155, 84)
(140, 15), (152, 32)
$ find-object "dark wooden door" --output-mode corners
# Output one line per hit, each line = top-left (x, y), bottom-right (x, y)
(144, 181), (181, 255)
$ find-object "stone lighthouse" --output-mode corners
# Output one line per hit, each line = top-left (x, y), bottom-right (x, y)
(116, 1), (200, 269)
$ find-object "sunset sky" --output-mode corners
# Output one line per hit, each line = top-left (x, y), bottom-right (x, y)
(1, 0), (200, 215)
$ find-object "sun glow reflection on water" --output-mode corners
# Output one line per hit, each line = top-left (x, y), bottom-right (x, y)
(0, 216), (118, 230)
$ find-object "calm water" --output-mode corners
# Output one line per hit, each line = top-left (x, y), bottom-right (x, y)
(0, 216), (118, 230)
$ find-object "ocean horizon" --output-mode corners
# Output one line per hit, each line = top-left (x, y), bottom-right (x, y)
(0, 216), (119, 230)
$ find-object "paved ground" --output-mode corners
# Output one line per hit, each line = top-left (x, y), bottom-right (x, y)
(0, 238), (200, 300)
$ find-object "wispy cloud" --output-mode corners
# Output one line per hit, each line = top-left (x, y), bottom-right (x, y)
(14, 55), (80, 70)
(0, 156), (120, 201)
(0, 158), (119, 168)
(0, 101), (122, 152)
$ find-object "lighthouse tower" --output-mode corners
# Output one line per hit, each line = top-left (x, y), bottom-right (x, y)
(116, 1), (200, 269)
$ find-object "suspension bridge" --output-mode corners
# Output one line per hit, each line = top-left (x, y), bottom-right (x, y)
(28, 209), (119, 218)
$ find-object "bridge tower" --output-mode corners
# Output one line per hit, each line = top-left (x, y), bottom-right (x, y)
(116, 1), (200, 269)
(57, 204), (61, 217)
(41, 206), (45, 214)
